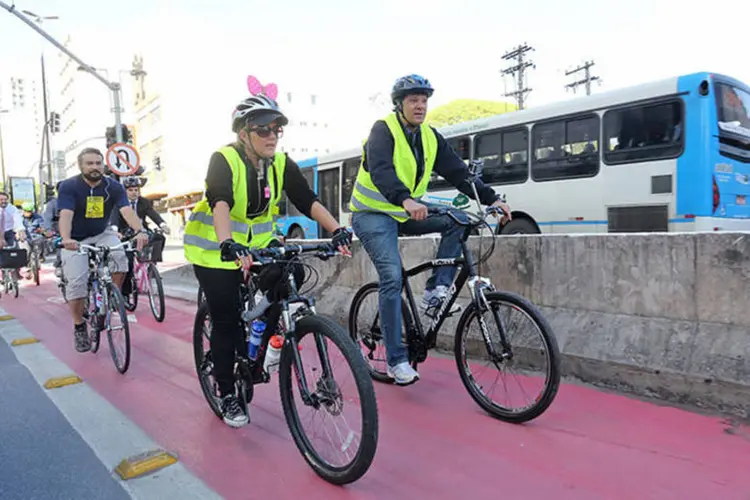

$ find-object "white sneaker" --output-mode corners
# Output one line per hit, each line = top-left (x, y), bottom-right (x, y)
(420, 285), (461, 317)
(387, 361), (419, 385)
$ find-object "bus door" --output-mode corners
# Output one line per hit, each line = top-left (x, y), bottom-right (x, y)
(318, 167), (340, 238)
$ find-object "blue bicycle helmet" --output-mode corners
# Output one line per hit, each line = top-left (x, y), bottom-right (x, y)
(391, 74), (434, 104)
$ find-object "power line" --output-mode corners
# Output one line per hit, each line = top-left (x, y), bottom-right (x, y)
(564, 60), (601, 96)
(500, 43), (535, 110)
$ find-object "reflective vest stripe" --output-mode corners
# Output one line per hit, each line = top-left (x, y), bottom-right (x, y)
(354, 181), (390, 204)
(350, 196), (408, 218)
(183, 234), (220, 251)
(188, 211), (250, 234)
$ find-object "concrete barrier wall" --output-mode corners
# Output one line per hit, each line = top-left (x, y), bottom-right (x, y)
(162, 232), (750, 418)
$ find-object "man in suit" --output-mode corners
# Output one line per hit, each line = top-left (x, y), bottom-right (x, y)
(112, 176), (170, 261)
(112, 176), (170, 303)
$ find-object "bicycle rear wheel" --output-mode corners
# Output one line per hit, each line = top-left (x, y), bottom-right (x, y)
(106, 285), (131, 374)
(192, 301), (222, 419)
(279, 313), (378, 485)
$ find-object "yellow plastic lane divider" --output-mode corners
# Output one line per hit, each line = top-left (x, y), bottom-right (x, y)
(114, 449), (179, 480)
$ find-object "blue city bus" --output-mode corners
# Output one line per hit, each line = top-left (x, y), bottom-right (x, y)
(276, 71), (750, 236)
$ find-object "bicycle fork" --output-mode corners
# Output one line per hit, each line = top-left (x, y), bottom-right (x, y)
(469, 277), (514, 365)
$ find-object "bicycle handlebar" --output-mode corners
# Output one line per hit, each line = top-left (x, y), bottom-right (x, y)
(53, 237), (128, 255)
(221, 242), (343, 265)
(426, 205), (504, 226)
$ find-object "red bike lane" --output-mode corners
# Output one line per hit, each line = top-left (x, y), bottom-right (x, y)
(3, 268), (750, 500)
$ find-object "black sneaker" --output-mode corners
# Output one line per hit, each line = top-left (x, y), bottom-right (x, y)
(74, 323), (91, 353)
(220, 394), (249, 428)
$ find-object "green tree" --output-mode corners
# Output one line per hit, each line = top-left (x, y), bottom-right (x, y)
(425, 99), (517, 128)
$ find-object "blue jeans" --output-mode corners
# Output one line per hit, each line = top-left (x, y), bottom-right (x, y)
(352, 203), (468, 366)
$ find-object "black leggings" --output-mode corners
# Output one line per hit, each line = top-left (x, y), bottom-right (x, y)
(194, 261), (305, 396)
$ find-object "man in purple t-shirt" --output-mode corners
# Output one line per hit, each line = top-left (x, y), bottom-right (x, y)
(58, 147), (149, 353)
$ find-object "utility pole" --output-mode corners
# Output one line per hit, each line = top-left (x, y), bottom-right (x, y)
(564, 60), (601, 96)
(21, 10), (58, 186)
(500, 43), (535, 110)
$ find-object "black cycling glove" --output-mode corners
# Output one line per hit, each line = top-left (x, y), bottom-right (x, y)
(220, 239), (251, 261)
(331, 227), (352, 249)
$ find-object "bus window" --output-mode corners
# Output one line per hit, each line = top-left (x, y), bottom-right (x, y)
(474, 128), (528, 185)
(428, 136), (470, 190)
(341, 157), (361, 213)
(288, 167), (316, 217)
(603, 100), (683, 165)
(318, 167), (340, 238)
(716, 83), (750, 130)
(531, 114), (599, 181)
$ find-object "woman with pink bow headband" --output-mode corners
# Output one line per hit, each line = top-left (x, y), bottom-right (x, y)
(183, 75), (352, 428)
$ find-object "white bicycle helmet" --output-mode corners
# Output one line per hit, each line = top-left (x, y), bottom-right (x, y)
(231, 95), (289, 133)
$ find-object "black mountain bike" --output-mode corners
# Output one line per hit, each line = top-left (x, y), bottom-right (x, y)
(193, 242), (379, 485)
(349, 160), (561, 423)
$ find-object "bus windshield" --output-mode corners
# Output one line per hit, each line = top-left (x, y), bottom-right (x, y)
(716, 82), (750, 138)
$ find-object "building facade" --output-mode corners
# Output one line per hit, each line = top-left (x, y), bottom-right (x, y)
(0, 74), (44, 180)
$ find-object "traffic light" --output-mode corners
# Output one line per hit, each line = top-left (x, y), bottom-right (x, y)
(105, 124), (133, 147)
(50, 112), (61, 134)
(106, 126), (116, 148)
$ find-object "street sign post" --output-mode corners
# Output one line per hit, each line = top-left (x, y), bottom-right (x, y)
(105, 142), (140, 177)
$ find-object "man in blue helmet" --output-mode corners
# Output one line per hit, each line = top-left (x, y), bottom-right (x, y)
(349, 74), (511, 385)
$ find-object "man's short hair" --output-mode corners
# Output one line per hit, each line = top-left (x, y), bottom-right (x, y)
(0, 192), (8, 198)
(77, 147), (104, 167)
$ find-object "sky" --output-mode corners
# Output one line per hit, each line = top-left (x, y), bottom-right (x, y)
(1, 0), (749, 182)
(3, 0), (749, 108)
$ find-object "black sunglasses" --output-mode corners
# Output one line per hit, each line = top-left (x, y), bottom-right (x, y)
(248, 124), (283, 138)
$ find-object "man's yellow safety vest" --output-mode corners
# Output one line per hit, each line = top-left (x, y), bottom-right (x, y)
(349, 113), (437, 222)
(184, 146), (286, 270)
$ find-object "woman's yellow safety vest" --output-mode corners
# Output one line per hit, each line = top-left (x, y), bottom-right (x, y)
(349, 113), (437, 222)
(184, 146), (286, 270)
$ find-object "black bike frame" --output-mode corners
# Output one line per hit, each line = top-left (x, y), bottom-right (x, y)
(235, 250), (335, 408)
(400, 236), (477, 349)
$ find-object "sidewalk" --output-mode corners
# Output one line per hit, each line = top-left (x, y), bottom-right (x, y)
(0, 306), (221, 500)
(0, 330), (130, 500)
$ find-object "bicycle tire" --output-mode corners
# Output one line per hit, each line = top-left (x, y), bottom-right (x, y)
(279, 313), (379, 485)
(147, 263), (165, 322)
(106, 284), (131, 374)
(32, 253), (40, 286)
(85, 294), (101, 354)
(349, 282), (415, 383)
(192, 301), (222, 419)
(453, 290), (561, 423)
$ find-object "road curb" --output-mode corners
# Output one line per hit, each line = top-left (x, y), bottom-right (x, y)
(0, 307), (221, 500)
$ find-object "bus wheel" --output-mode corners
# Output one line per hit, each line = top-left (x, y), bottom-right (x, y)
(288, 226), (305, 240)
(500, 218), (539, 235)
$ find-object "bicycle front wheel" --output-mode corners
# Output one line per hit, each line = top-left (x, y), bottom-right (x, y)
(106, 284), (131, 374)
(279, 314), (379, 485)
(147, 263), (165, 322)
(454, 290), (561, 423)
(32, 252), (40, 286)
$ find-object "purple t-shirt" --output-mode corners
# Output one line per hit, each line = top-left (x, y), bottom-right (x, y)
(57, 175), (128, 241)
